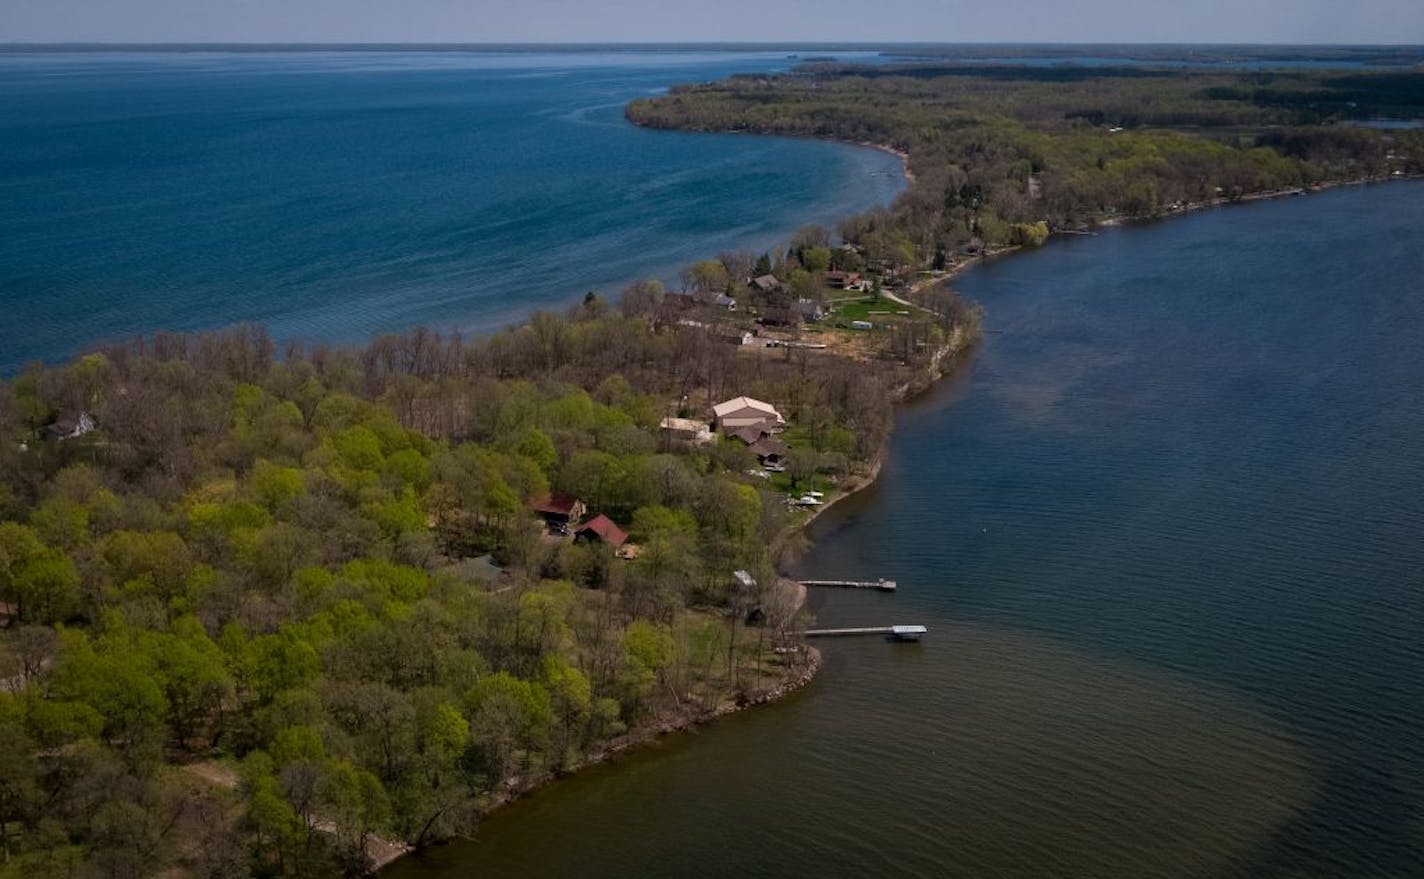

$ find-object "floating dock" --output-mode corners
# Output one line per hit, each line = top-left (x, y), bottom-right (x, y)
(805, 625), (927, 641)
(799, 578), (897, 592)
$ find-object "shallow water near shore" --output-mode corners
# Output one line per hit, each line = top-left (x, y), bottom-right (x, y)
(384, 181), (1424, 878)
(0, 49), (902, 373)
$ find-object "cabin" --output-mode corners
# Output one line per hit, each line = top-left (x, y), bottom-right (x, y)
(749, 437), (789, 466)
(42, 410), (96, 441)
(659, 416), (713, 444)
(712, 396), (785, 432)
(824, 270), (862, 290)
(749, 274), (782, 295)
(727, 421), (776, 445)
(530, 493), (587, 532)
(575, 514), (628, 549)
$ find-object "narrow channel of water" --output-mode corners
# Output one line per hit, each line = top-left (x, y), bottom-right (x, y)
(385, 181), (1424, 878)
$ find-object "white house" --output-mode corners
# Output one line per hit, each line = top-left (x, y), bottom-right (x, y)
(712, 396), (784, 432)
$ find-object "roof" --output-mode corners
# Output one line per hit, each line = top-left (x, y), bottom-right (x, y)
(750, 438), (789, 460)
(531, 492), (582, 516)
(728, 422), (776, 444)
(576, 514), (628, 548)
(750, 274), (781, 291)
(713, 396), (779, 419)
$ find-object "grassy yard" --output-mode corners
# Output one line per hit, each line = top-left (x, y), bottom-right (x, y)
(826, 296), (910, 324)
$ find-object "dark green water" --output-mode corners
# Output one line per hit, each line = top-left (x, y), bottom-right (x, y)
(385, 182), (1424, 878)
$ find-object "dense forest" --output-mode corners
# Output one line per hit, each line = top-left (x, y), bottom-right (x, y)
(628, 64), (1424, 268)
(0, 272), (973, 877)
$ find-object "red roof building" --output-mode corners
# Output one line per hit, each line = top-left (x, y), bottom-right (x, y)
(575, 514), (628, 548)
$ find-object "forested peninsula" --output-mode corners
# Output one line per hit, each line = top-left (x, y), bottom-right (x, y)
(628, 62), (1424, 253)
(3, 57), (1421, 879)
(0, 259), (973, 874)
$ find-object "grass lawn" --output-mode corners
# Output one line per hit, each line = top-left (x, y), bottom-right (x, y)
(826, 297), (910, 323)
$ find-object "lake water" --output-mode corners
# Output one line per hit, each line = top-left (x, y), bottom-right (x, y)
(384, 182), (1424, 878)
(0, 49), (902, 373)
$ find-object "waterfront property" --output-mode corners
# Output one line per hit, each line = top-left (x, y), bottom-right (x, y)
(712, 396), (785, 432)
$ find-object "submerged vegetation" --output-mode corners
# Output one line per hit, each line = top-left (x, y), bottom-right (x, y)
(0, 259), (973, 876)
(628, 63), (1424, 262)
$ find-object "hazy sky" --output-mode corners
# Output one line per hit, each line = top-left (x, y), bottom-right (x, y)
(4, 0), (1424, 45)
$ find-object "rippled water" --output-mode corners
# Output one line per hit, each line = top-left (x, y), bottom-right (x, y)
(386, 182), (1424, 878)
(0, 49), (902, 372)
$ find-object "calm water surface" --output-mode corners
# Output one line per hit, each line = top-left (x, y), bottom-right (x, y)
(0, 50), (902, 372)
(386, 182), (1424, 878)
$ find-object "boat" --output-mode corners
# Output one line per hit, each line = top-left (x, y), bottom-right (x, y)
(890, 625), (927, 642)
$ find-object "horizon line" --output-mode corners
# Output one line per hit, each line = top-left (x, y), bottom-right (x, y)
(3, 40), (1423, 49)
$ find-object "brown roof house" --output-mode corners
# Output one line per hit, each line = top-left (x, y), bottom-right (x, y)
(530, 493), (587, 532)
(575, 514), (628, 549)
(712, 396), (784, 433)
(749, 437), (790, 466)
(42, 410), (96, 441)
(749, 274), (782, 294)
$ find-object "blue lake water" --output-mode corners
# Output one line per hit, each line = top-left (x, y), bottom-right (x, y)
(0, 49), (903, 372)
(386, 181), (1424, 878)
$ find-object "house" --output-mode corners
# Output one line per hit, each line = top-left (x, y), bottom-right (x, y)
(660, 416), (713, 444)
(575, 514), (628, 549)
(712, 396), (784, 432)
(749, 437), (789, 466)
(824, 270), (862, 290)
(530, 493), (587, 531)
(727, 421), (776, 445)
(749, 274), (782, 294)
(713, 293), (738, 311)
(794, 298), (826, 322)
(42, 410), (96, 441)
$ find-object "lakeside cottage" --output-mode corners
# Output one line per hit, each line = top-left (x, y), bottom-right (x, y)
(749, 274), (782, 294)
(713, 293), (738, 311)
(712, 396), (784, 432)
(749, 437), (789, 466)
(824, 270), (863, 290)
(727, 421), (776, 445)
(42, 410), (97, 441)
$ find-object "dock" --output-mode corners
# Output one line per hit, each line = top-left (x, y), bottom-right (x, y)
(800, 578), (897, 592)
(805, 625), (927, 641)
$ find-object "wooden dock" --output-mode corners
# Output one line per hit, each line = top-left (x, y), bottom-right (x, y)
(800, 578), (897, 592)
(805, 625), (927, 641)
